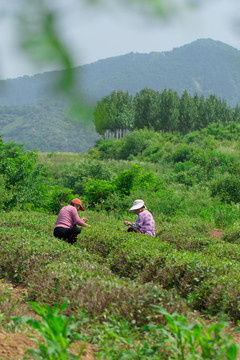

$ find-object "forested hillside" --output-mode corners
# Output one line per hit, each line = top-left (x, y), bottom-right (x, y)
(1, 38), (240, 151)
(1, 38), (240, 107)
(0, 104), (99, 152)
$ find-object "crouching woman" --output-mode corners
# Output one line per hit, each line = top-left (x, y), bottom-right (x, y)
(124, 199), (155, 237)
(54, 198), (90, 244)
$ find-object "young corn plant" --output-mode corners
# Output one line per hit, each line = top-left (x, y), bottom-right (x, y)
(153, 306), (238, 360)
(13, 301), (84, 360)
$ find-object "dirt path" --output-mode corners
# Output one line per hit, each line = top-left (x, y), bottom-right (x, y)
(209, 228), (224, 239)
(0, 281), (97, 360)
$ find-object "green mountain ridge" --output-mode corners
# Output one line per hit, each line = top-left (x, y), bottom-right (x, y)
(0, 38), (240, 152)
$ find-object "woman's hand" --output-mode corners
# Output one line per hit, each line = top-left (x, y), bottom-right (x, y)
(82, 218), (88, 223)
(124, 221), (131, 226)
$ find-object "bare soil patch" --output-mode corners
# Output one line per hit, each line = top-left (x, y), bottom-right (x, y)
(209, 228), (224, 239)
(0, 281), (97, 360)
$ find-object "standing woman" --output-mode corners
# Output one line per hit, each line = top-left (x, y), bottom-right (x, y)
(124, 199), (155, 237)
(54, 198), (90, 244)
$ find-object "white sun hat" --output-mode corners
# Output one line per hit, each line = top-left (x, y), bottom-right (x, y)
(129, 199), (146, 212)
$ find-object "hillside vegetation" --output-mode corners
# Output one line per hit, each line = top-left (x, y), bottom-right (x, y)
(0, 103), (99, 152)
(1, 115), (240, 356)
(1, 38), (240, 152)
(1, 39), (240, 107)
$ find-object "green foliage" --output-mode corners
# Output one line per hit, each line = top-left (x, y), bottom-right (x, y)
(94, 90), (134, 135)
(152, 307), (238, 360)
(210, 174), (240, 204)
(4, 141), (25, 158)
(200, 204), (240, 229)
(118, 129), (159, 160)
(222, 224), (240, 244)
(114, 165), (143, 196)
(45, 185), (74, 214)
(0, 282), (17, 327)
(93, 87), (239, 142)
(13, 301), (83, 360)
(90, 138), (120, 160)
(59, 160), (114, 195)
(171, 144), (194, 163)
(133, 88), (161, 130)
(0, 145), (49, 210)
(1, 210), (240, 357)
(0, 175), (11, 210)
(84, 179), (117, 205)
(173, 162), (204, 186)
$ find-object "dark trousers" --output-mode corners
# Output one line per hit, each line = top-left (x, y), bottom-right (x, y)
(54, 225), (81, 244)
(127, 227), (139, 233)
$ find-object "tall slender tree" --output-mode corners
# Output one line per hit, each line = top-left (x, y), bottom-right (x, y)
(157, 89), (180, 132)
(94, 90), (134, 137)
(134, 88), (161, 129)
(178, 90), (197, 134)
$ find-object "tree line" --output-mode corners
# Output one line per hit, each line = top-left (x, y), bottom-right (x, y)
(94, 89), (240, 136)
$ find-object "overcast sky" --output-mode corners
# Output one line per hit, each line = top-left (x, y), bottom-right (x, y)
(1, 0), (240, 79)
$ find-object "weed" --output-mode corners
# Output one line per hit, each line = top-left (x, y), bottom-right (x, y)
(13, 301), (84, 360)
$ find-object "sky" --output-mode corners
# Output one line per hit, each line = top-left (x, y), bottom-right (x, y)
(1, 0), (240, 79)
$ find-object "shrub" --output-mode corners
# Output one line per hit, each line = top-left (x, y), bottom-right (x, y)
(199, 204), (240, 228)
(118, 129), (157, 160)
(93, 138), (120, 160)
(0, 175), (11, 210)
(222, 223), (240, 244)
(45, 185), (75, 214)
(84, 179), (117, 206)
(170, 144), (193, 163)
(210, 174), (240, 204)
(114, 165), (142, 196)
(62, 160), (114, 195)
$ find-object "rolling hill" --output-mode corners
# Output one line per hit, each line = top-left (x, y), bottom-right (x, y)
(0, 38), (240, 152)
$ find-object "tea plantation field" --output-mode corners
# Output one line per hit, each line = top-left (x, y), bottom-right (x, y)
(1, 210), (240, 359)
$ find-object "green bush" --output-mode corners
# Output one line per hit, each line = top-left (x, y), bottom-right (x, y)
(222, 223), (240, 244)
(0, 175), (12, 210)
(118, 129), (158, 160)
(93, 138), (120, 160)
(84, 179), (117, 206)
(60, 160), (114, 195)
(113, 165), (142, 196)
(172, 163), (205, 186)
(170, 144), (194, 163)
(210, 174), (240, 204)
(45, 185), (75, 214)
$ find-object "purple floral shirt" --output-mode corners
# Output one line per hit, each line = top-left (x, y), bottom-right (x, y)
(136, 210), (155, 237)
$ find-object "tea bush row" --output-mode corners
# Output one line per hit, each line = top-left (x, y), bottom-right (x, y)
(73, 214), (240, 321)
(3, 210), (240, 321)
(0, 213), (186, 327)
(2, 210), (240, 358)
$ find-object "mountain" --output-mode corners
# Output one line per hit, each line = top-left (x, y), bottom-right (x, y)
(81, 38), (240, 106)
(0, 38), (240, 152)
